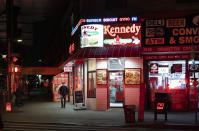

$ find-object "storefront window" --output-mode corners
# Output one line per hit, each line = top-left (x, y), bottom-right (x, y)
(149, 60), (186, 90)
(88, 58), (96, 71)
(88, 59), (96, 98)
(88, 72), (96, 98)
(189, 60), (199, 88)
(108, 58), (124, 71)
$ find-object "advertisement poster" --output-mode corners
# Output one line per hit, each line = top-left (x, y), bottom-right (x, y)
(125, 68), (141, 85)
(150, 63), (158, 74)
(81, 24), (104, 48)
(171, 64), (182, 73)
(104, 23), (141, 46)
(96, 69), (107, 84)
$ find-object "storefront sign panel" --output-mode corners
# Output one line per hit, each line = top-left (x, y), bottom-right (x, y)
(142, 45), (199, 53)
(143, 14), (199, 46)
(81, 24), (104, 48)
(146, 19), (165, 27)
(104, 23), (141, 46)
(144, 54), (190, 60)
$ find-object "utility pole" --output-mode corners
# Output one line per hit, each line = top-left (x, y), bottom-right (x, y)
(6, 0), (14, 102)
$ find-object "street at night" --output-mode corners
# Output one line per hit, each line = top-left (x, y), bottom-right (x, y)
(1, 0), (199, 131)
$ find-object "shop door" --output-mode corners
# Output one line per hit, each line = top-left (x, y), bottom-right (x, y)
(109, 71), (123, 107)
(189, 71), (199, 110)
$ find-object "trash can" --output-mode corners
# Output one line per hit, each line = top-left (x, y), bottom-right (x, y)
(123, 105), (136, 123)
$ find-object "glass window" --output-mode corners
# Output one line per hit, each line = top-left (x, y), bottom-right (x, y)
(87, 72), (96, 98)
(108, 58), (124, 71)
(88, 58), (96, 71)
(149, 60), (186, 90)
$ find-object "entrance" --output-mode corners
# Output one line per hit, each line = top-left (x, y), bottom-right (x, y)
(189, 61), (199, 110)
(109, 71), (123, 107)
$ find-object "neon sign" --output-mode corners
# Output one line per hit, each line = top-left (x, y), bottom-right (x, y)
(131, 16), (138, 22)
(119, 17), (130, 22)
(69, 43), (75, 54)
(86, 18), (102, 23)
(71, 19), (86, 36)
(103, 23), (141, 46)
(103, 18), (118, 22)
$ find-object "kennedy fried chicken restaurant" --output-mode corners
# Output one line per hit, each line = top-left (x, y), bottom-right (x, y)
(59, 17), (144, 111)
(142, 12), (199, 111)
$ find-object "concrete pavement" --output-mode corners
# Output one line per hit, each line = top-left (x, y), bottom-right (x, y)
(1, 89), (199, 130)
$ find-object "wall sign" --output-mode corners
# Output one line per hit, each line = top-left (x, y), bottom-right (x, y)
(81, 24), (104, 48)
(143, 14), (199, 46)
(104, 23), (141, 46)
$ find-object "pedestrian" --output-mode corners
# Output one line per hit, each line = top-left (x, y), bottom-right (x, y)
(15, 86), (24, 106)
(58, 82), (69, 108)
(0, 112), (3, 131)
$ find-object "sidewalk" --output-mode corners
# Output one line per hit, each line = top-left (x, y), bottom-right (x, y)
(2, 100), (199, 129)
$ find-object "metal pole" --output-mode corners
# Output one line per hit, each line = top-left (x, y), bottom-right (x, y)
(6, 0), (14, 102)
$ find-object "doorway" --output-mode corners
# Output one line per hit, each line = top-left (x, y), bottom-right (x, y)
(109, 71), (123, 107)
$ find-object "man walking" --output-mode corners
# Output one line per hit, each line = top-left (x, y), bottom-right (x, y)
(58, 82), (69, 108)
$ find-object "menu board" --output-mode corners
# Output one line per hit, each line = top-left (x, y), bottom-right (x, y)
(125, 68), (141, 85)
(75, 90), (83, 103)
(96, 69), (107, 84)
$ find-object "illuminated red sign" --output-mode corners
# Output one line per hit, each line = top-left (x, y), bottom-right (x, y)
(64, 66), (72, 72)
(119, 17), (130, 22)
(157, 102), (164, 110)
(150, 63), (158, 74)
(69, 43), (75, 54)
(103, 23), (141, 46)
(166, 18), (185, 27)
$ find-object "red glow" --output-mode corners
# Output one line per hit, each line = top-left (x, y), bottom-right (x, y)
(6, 102), (11, 112)
(157, 102), (164, 110)
(69, 43), (75, 54)
(14, 65), (21, 73)
(119, 17), (130, 22)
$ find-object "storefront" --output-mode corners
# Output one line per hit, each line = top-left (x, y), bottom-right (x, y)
(142, 13), (199, 111)
(61, 17), (144, 110)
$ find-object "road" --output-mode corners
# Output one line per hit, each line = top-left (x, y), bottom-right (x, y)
(3, 121), (190, 131)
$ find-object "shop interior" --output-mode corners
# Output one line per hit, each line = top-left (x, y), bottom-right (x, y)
(149, 60), (199, 110)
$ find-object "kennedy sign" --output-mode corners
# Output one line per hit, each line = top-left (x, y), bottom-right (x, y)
(104, 23), (141, 46)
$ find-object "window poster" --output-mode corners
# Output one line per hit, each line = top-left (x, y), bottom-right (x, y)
(150, 63), (158, 74)
(96, 69), (107, 85)
(125, 68), (141, 85)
